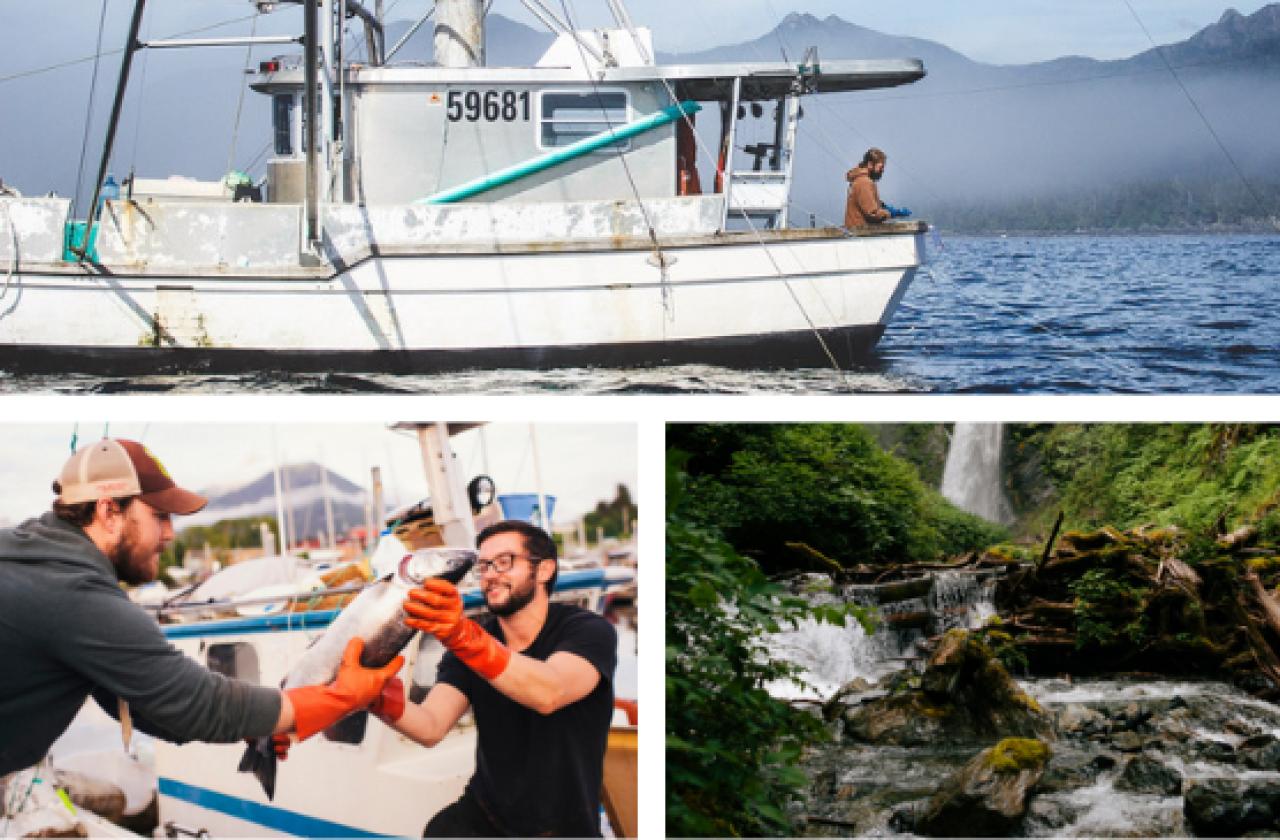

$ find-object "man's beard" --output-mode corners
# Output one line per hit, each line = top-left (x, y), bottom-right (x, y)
(110, 522), (157, 586)
(486, 575), (538, 618)
(870, 170), (882, 181)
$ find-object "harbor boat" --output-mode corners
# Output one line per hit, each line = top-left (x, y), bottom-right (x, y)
(0, 0), (927, 374)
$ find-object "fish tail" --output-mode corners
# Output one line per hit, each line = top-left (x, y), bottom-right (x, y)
(237, 736), (278, 800)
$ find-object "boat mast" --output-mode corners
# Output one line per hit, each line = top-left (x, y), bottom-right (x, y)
(414, 423), (479, 548)
(303, 0), (319, 250)
(435, 0), (485, 67)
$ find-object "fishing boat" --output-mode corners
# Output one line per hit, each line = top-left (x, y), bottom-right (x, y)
(0, 0), (927, 374)
(6, 422), (638, 838)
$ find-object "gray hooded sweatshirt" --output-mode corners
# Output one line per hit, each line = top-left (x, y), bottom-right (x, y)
(0, 512), (280, 774)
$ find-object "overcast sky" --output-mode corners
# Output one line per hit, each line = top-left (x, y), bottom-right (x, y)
(632, 0), (1271, 62)
(3, 1), (1269, 74)
(0, 421), (636, 531)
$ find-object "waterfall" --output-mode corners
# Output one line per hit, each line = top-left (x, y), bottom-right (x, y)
(766, 571), (999, 700)
(940, 422), (1014, 524)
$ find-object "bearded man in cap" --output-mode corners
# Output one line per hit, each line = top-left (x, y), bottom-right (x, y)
(0, 438), (401, 776)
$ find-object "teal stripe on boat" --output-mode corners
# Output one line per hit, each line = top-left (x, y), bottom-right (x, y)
(420, 100), (702, 204)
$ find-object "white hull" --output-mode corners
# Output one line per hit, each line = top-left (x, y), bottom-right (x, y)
(0, 196), (924, 370)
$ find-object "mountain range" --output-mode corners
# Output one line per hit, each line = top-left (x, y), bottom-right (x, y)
(3, 6), (1277, 230)
(182, 463), (374, 543)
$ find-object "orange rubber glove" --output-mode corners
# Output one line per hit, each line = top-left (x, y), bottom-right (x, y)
(368, 676), (406, 723)
(285, 638), (404, 740)
(404, 579), (511, 681)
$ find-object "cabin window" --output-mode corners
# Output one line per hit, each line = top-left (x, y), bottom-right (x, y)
(207, 643), (260, 684)
(272, 95), (294, 156)
(538, 91), (631, 151)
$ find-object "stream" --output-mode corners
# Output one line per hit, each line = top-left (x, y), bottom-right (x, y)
(770, 572), (1280, 837)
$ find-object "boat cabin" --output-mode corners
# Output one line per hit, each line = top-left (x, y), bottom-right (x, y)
(252, 28), (924, 229)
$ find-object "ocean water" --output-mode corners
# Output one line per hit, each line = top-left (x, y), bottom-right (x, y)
(3, 233), (1277, 394)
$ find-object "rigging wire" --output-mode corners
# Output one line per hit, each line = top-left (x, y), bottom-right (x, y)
(1119, 0), (1278, 229)
(661, 2), (848, 374)
(128, 9), (154, 184)
(733, 1), (1171, 385)
(0, 14), (262, 86)
(73, 0), (114, 220)
(227, 11), (263, 177)
(555, 0), (677, 320)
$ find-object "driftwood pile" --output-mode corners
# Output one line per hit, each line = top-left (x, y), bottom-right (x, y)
(985, 522), (1280, 698)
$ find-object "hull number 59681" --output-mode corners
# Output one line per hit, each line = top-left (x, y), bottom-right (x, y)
(447, 90), (531, 122)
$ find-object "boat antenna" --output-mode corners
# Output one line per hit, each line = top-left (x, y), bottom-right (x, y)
(76, 0), (150, 261)
(1120, 0), (1278, 230)
(72, 0), (113, 222)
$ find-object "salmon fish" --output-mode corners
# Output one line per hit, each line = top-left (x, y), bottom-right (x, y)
(238, 548), (476, 799)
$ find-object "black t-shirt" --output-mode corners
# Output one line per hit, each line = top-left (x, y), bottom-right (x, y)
(438, 603), (617, 837)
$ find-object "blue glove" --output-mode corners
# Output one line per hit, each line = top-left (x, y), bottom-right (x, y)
(882, 203), (912, 218)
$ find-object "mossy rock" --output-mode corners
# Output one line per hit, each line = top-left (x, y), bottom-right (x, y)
(985, 738), (1052, 774)
(918, 738), (1052, 836)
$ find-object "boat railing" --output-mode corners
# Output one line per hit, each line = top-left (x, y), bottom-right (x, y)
(144, 582), (369, 621)
(146, 565), (632, 627)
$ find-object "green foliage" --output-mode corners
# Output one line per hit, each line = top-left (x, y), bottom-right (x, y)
(1017, 425), (1280, 537)
(163, 516), (279, 579)
(666, 448), (873, 837)
(582, 483), (636, 540)
(1069, 569), (1149, 651)
(978, 625), (1030, 675)
(668, 424), (1006, 573)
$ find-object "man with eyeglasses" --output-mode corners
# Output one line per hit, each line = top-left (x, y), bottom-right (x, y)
(0, 439), (402, 777)
(369, 519), (618, 837)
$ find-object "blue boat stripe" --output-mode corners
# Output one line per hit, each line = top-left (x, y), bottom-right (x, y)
(157, 777), (398, 838)
(162, 568), (611, 639)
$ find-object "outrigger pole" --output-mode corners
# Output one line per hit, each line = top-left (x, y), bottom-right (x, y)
(303, 0), (319, 250)
(74, 0), (149, 261)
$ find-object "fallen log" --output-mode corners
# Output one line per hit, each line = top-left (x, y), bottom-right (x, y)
(867, 576), (934, 603)
(1024, 598), (1076, 620)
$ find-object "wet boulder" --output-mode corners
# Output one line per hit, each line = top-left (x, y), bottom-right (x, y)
(822, 677), (877, 722)
(1184, 778), (1280, 836)
(1037, 750), (1116, 794)
(917, 738), (1052, 837)
(1114, 755), (1182, 795)
(844, 631), (1050, 746)
(1054, 704), (1108, 739)
(1239, 734), (1280, 771)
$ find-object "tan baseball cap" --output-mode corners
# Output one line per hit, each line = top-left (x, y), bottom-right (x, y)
(57, 439), (207, 515)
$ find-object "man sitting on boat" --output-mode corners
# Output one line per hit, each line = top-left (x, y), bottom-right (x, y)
(367, 519), (617, 837)
(845, 147), (911, 228)
(0, 438), (402, 776)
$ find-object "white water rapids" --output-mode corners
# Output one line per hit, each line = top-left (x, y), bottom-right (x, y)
(766, 571), (998, 701)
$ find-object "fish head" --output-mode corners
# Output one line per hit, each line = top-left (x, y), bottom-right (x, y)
(397, 548), (477, 586)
